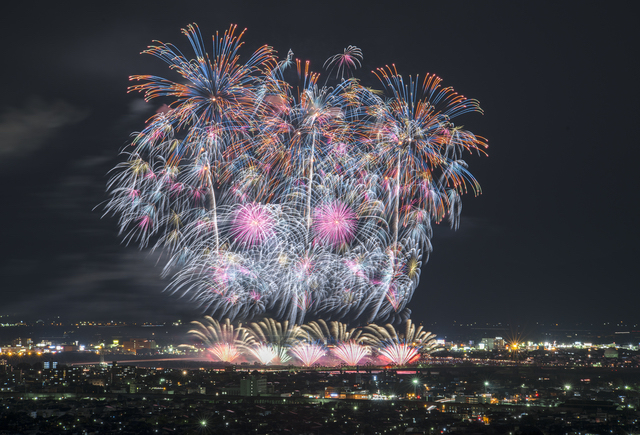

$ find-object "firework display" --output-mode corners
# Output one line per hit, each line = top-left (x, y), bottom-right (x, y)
(186, 317), (435, 367)
(186, 317), (255, 363)
(247, 317), (304, 364)
(247, 343), (278, 365)
(362, 319), (436, 365)
(106, 24), (487, 324)
(290, 342), (326, 367)
(332, 341), (370, 366)
(377, 342), (420, 366)
(300, 319), (363, 344)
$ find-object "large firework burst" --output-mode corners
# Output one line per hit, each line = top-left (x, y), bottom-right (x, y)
(106, 24), (486, 325)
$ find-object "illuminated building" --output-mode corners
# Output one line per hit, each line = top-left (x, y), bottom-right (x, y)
(240, 376), (267, 396)
(121, 339), (157, 354)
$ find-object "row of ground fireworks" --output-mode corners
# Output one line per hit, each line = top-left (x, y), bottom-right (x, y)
(184, 317), (436, 367)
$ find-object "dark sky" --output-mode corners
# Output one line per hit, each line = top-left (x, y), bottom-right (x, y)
(1, 1), (638, 326)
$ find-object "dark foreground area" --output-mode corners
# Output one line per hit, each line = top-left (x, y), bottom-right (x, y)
(1, 393), (638, 435)
(1, 361), (639, 434)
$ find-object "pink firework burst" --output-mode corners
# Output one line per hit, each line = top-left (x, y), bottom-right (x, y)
(231, 202), (274, 245)
(332, 341), (370, 366)
(323, 45), (363, 78)
(312, 201), (357, 248)
(290, 343), (325, 367)
(378, 342), (419, 366)
(138, 215), (152, 232)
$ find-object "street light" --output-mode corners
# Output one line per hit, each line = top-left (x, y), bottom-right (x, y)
(413, 378), (419, 398)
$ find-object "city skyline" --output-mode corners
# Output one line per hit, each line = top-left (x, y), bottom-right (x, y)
(1, 1), (638, 326)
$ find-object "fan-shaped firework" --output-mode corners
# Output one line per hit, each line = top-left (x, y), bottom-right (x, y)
(246, 318), (303, 363)
(290, 342), (326, 367)
(187, 317), (251, 347)
(362, 319), (437, 365)
(248, 343), (278, 365)
(187, 316), (255, 362)
(106, 24), (486, 325)
(378, 342), (420, 366)
(332, 341), (370, 366)
(300, 319), (363, 345)
(209, 343), (241, 363)
(362, 320), (436, 348)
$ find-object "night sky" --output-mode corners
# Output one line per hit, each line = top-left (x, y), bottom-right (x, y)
(1, 1), (638, 326)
